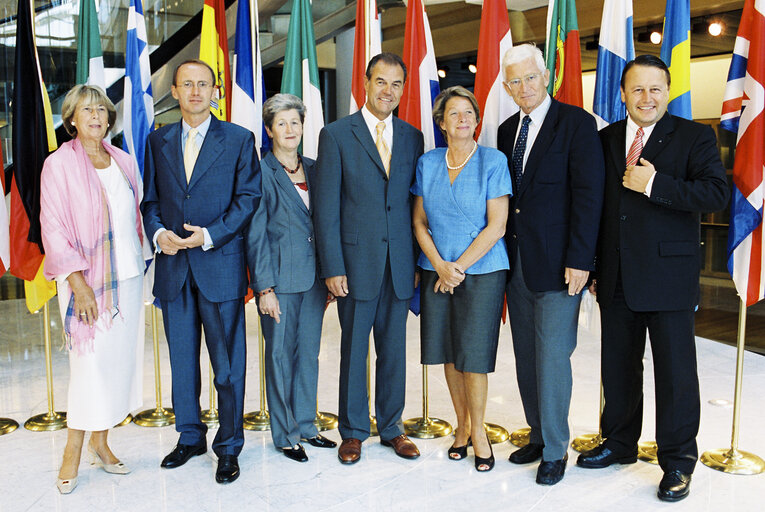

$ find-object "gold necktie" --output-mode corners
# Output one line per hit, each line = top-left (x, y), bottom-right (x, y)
(184, 127), (199, 183)
(375, 121), (391, 176)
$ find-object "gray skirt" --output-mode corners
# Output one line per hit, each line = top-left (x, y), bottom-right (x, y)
(420, 269), (507, 373)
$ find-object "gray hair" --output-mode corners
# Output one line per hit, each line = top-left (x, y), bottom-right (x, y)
(61, 84), (117, 137)
(502, 44), (546, 79)
(262, 93), (306, 129)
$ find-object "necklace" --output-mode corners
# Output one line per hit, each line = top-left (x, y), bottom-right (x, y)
(445, 141), (477, 170)
(279, 154), (302, 174)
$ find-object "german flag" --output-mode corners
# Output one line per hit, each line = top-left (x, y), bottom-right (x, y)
(545, 0), (583, 108)
(200, 0), (231, 121)
(9, 0), (57, 312)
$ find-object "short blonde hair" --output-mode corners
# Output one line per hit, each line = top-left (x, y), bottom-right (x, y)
(432, 86), (481, 138)
(61, 84), (117, 137)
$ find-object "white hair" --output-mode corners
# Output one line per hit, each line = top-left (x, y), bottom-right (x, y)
(502, 44), (546, 79)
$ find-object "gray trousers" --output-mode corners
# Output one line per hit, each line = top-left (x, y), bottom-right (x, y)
(507, 255), (582, 461)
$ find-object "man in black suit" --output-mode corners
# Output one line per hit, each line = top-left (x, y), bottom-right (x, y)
(576, 55), (729, 502)
(498, 44), (604, 486)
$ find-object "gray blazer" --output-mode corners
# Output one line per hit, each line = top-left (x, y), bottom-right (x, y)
(245, 151), (318, 294)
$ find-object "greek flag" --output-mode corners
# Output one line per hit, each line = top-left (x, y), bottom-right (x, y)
(592, 0), (634, 128)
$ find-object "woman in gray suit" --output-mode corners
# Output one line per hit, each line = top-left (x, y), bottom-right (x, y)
(246, 94), (335, 462)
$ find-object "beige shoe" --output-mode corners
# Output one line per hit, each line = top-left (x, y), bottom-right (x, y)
(56, 476), (78, 494)
(88, 444), (131, 475)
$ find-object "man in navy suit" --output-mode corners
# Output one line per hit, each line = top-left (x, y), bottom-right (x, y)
(142, 60), (260, 484)
(314, 53), (424, 464)
(497, 44), (605, 485)
(577, 55), (729, 502)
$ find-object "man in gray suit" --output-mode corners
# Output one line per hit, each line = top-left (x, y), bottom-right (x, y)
(314, 52), (424, 464)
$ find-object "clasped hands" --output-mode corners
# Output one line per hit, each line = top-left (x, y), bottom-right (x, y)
(434, 261), (465, 294)
(157, 224), (205, 254)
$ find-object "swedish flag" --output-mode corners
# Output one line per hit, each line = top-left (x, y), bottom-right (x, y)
(660, 0), (692, 119)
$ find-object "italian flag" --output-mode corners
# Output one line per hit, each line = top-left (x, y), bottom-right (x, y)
(545, 0), (583, 107)
(76, 0), (105, 88)
(281, 0), (324, 159)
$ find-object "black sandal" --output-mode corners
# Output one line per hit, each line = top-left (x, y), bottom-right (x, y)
(474, 436), (495, 472)
(447, 437), (472, 460)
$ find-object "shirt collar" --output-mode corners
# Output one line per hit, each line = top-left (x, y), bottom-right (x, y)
(522, 94), (552, 126)
(361, 104), (392, 132)
(626, 114), (656, 142)
(182, 115), (212, 139)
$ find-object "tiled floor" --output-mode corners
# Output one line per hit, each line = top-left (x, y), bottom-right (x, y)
(1, 296), (764, 511)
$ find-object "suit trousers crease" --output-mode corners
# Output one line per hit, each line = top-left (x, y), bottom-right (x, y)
(599, 279), (700, 474)
(161, 272), (246, 457)
(507, 251), (581, 461)
(260, 278), (325, 448)
(337, 258), (408, 442)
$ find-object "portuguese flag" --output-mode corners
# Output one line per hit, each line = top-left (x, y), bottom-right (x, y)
(545, 0), (583, 107)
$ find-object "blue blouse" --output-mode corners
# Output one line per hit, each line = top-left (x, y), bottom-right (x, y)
(411, 145), (513, 275)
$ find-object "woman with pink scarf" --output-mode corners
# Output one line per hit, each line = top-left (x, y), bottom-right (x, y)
(40, 85), (151, 494)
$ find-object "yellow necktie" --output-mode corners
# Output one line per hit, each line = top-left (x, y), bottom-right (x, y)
(375, 121), (390, 176)
(184, 127), (199, 183)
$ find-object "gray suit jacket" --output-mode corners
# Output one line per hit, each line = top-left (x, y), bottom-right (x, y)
(245, 151), (319, 294)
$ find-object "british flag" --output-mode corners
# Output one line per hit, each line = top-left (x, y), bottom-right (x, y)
(723, 0), (765, 306)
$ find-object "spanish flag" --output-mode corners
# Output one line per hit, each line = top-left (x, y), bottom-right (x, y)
(9, 0), (57, 313)
(200, 0), (231, 121)
(545, 0), (583, 107)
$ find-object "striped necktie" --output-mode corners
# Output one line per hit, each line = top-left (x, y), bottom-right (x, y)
(184, 128), (199, 183)
(512, 116), (531, 192)
(375, 121), (391, 176)
(626, 127), (644, 167)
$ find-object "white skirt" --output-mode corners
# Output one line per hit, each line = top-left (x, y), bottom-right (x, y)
(59, 276), (144, 431)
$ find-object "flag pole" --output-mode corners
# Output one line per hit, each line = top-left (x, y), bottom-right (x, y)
(404, 365), (452, 438)
(244, 315), (270, 430)
(201, 360), (219, 428)
(24, 302), (67, 431)
(701, 298), (765, 474)
(134, 305), (175, 427)
(368, 340), (378, 436)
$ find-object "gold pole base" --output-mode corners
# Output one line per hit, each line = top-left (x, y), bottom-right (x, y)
(403, 416), (453, 439)
(201, 409), (219, 429)
(314, 411), (339, 432)
(114, 414), (133, 428)
(509, 427), (530, 447)
(484, 422), (509, 444)
(701, 448), (765, 475)
(24, 411), (67, 431)
(571, 433), (603, 453)
(369, 416), (379, 437)
(0, 418), (19, 435)
(638, 441), (659, 464)
(243, 410), (270, 431)
(133, 407), (175, 427)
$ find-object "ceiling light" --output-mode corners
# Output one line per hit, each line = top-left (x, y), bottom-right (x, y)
(708, 22), (723, 37)
(468, 64), (477, 74)
(438, 69), (446, 78)
(650, 31), (662, 45)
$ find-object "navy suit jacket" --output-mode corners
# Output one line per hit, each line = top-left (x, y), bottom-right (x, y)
(141, 116), (261, 303)
(498, 99), (605, 292)
(313, 111), (424, 301)
(596, 113), (729, 311)
(245, 151), (319, 294)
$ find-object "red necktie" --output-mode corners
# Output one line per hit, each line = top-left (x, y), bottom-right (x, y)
(626, 127), (644, 167)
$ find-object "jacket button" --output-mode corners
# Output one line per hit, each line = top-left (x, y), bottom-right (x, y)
(515, 208), (520, 214)
(620, 215), (627, 221)
(387, 206), (391, 211)
(185, 194), (191, 199)
(512, 234), (517, 239)
(382, 237), (387, 243)
(307, 236), (313, 242)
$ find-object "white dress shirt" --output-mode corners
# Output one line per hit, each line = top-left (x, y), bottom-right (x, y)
(625, 115), (657, 197)
(361, 104), (393, 152)
(514, 94), (552, 171)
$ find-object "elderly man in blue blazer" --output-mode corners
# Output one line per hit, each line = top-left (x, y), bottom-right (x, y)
(141, 60), (260, 484)
(497, 44), (605, 486)
(314, 52), (424, 465)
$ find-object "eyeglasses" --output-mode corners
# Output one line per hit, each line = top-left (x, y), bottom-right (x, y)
(505, 73), (542, 89)
(178, 80), (213, 90)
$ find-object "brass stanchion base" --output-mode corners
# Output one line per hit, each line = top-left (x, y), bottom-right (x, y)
(403, 416), (453, 439)
(369, 416), (379, 437)
(571, 433), (603, 453)
(133, 407), (175, 427)
(701, 448), (765, 475)
(243, 410), (270, 431)
(25, 411), (67, 431)
(638, 441), (659, 464)
(201, 409), (219, 429)
(485, 422), (509, 444)
(314, 411), (339, 432)
(509, 427), (530, 447)
(0, 418), (19, 435)
(115, 414), (133, 427)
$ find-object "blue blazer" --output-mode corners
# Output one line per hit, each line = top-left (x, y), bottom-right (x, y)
(141, 116), (261, 302)
(313, 111), (424, 301)
(498, 99), (605, 292)
(245, 151), (319, 294)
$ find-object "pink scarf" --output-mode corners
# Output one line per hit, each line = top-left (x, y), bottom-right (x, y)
(40, 138), (145, 351)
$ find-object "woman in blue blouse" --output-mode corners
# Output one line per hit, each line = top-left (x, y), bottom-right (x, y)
(411, 86), (512, 472)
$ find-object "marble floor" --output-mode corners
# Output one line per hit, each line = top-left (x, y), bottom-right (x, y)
(1, 296), (764, 512)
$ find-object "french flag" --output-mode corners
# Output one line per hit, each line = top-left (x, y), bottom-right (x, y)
(398, 0), (444, 151)
(350, 0), (382, 114)
(473, 0), (516, 148)
(723, 0), (765, 306)
(592, 0), (634, 128)
(232, 0), (269, 157)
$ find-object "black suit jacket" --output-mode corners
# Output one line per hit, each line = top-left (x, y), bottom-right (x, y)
(595, 113), (729, 311)
(498, 99), (605, 292)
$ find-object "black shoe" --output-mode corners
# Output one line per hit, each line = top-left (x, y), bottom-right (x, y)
(658, 470), (691, 502)
(161, 443), (207, 469)
(509, 443), (544, 464)
(536, 454), (568, 485)
(302, 434), (337, 449)
(215, 455), (240, 484)
(577, 445), (638, 469)
(448, 437), (471, 461)
(281, 444), (308, 462)
(474, 436), (494, 472)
